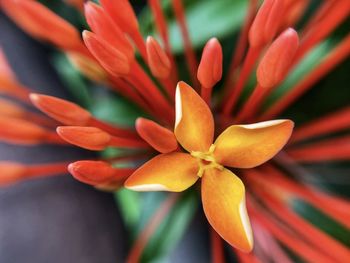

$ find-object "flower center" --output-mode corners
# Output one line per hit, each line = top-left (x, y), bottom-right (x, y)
(190, 144), (224, 177)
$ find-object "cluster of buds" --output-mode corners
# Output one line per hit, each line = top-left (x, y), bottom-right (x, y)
(0, 0), (349, 262)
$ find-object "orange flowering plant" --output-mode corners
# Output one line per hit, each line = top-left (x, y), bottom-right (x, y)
(0, 0), (349, 262)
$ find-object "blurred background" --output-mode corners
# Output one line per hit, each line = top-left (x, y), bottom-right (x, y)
(0, 8), (210, 263)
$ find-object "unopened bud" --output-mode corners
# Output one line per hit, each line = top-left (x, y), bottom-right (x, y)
(136, 117), (178, 153)
(249, 0), (285, 47)
(57, 126), (111, 151)
(146, 36), (171, 79)
(30, 94), (91, 126)
(257, 28), (299, 88)
(83, 31), (130, 76)
(197, 38), (223, 89)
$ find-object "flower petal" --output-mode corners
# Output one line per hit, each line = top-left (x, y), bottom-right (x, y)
(202, 168), (253, 252)
(174, 81), (214, 152)
(125, 152), (198, 192)
(214, 120), (294, 168)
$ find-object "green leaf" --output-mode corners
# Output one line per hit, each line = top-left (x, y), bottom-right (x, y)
(52, 53), (92, 107)
(114, 189), (141, 232)
(89, 90), (147, 127)
(292, 198), (350, 246)
(139, 0), (247, 53)
(141, 191), (198, 262)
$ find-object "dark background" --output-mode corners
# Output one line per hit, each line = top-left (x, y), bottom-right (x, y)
(0, 12), (210, 263)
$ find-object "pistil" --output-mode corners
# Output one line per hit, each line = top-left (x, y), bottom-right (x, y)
(191, 144), (224, 177)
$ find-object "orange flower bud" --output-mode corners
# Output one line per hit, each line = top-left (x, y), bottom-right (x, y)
(257, 28), (299, 88)
(68, 160), (118, 185)
(0, 98), (25, 118)
(0, 76), (30, 102)
(99, 0), (139, 34)
(197, 38), (223, 89)
(30, 93), (92, 126)
(136, 117), (178, 153)
(57, 126), (112, 151)
(2, 0), (81, 50)
(146, 36), (171, 79)
(249, 0), (285, 48)
(0, 49), (15, 81)
(68, 161), (135, 186)
(0, 116), (47, 145)
(84, 2), (134, 62)
(67, 52), (107, 83)
(0, 162), (26, 186)
(83, 31), (130, 76)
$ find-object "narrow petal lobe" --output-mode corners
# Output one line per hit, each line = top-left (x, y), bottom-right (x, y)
(202, 168), (253, 252)
(125, 153), (198, 192)
(214, 120), (294, 168)
(175, 81), (214, 152)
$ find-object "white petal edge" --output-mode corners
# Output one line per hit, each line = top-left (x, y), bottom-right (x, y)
(174, 83), (182, 129)
(126, 184), (170, 192)
(239, 196), (254, 248)
(238, 119), (288, 129)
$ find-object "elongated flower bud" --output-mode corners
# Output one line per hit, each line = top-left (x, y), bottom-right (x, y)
(257, 28), (299, 88)
(67, 52), (107, 83)
(146, 36), (171, 79)
(68, 160), (119, 185)
(99, 0), (139, 34)
(0, 98), (25, 118)
(0, 162), (26, 186)
(30, 94), (92, 126)
(69, 160), (135, 191)
(0, 116), (47, 144)
(197, 38), (223, 89)
(136, 117), (178, 153)
(57, 126), (112, 151)
(2, 0), (81, 50)
(249, 0), (285, 48)
(84, 2), (134, 62)
(83, 31), (130, 76)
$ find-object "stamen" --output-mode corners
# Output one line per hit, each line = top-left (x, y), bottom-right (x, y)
(190, 144), (224, 177)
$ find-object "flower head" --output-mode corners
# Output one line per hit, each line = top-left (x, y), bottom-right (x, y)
(126, 81), (293, 251)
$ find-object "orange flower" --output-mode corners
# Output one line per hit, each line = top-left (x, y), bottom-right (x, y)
(125, 81), (294, 252)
